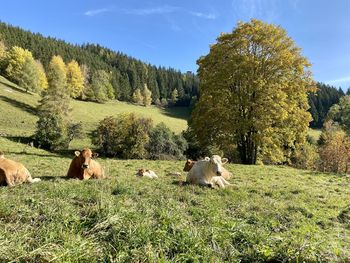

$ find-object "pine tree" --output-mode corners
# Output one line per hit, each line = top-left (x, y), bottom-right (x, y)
(35, 55), (71, 150)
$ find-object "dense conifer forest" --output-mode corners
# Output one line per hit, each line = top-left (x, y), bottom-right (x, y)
(0, 21), (199, 105)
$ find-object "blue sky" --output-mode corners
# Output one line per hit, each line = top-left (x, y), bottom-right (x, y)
(0, 0), (350, 89)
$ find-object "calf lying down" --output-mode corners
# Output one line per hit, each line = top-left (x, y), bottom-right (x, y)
(136, 169), (158, 179)
(186, 155), (231, 188)
(0, 151), (41, 187)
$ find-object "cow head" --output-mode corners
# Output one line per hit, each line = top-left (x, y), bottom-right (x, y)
(208, 155), (228, 176)
(74, 148), (98, 170)
(136, 168), (147, 177)
(183, 159), (196, 171)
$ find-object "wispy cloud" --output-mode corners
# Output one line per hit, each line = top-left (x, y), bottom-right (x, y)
(327, 76), (350, 84)
(84, 8), (111, 16)
(123, 6), (179, 16)
(188, 11), (217, 20)
(232, 0), (278, 22)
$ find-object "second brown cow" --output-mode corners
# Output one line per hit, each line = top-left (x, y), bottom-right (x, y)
(67, 148), (104, 180)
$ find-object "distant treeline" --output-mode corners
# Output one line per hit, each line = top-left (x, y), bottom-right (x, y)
(0, 21), (199, 106)
(309, 82), (345, 128)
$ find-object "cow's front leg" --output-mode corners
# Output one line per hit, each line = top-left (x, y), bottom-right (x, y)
(198, 179), (213, 188)
(212, 176), (226, 188)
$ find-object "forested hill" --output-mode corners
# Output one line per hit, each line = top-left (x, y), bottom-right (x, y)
(309, 82), (345, 128)
(0, 21), (199, 105)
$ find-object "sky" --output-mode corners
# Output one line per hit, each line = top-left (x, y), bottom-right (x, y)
(0, 0), (350, 89)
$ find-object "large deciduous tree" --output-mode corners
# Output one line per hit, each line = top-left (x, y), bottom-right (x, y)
(192, 19), (314, 164)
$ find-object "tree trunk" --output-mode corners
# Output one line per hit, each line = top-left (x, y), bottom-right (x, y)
(237, 131), (257, 164)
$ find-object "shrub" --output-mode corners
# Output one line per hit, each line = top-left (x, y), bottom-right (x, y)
(318, 129), (350, 173)
(147, 123), (187, 160)
(92, 113), (153, 159)
(291, 142), (319, 170)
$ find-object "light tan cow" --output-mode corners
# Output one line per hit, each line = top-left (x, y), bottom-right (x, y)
(0, 151), (41, 187)
(186, 155), (231, 188)
(136, 169), (158, 179)
(66, 148), (104, 180)
(183, 159), (232, 180)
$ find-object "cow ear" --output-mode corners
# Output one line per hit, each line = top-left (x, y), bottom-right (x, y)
(222, 158), (228, 164)
(204, 157), (210, 161)
(74, 151), (80, 157)
(92, 152), (99, 158)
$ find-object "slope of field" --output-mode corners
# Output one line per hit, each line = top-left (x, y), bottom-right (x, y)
(0, 136), (349, 262)
(0, 75), (190, 149)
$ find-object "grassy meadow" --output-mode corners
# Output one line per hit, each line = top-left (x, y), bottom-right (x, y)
(0, 76), (190, 149)
(1, 75), (350, 261)
(0, 137), (350, 262)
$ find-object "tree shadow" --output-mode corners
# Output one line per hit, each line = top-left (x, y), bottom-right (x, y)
(0, 78), (28, 94)
(0, 95), (37, 115)
(161, 107), (191, 121)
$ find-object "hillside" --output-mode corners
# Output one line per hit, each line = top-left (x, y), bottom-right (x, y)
(0, 75), (190, 149)
(0, 136), (349, 261)
(0, 22), (199, 104)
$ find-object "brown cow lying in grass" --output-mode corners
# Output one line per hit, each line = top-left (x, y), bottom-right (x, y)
(183, 159), (232, 180)
(67, 148), (104, 180)
(0, 151), (41, 186)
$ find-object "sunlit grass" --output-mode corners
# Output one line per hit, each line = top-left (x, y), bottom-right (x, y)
(0, 137), (349, 261)
(0, 75), (189, 149)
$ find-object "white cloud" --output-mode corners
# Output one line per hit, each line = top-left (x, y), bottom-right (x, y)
(123, 6), (179, 16)
(84, 8), (111, 16)
(188, 11), (217, 20)
(327, 76), (350, 84)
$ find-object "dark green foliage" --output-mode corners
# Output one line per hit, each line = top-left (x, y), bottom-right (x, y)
(92, 114), (153, 159)
(35, 56), (72, 151)
(308, 82), (344, 128)
(35, 114), (69, 150)
(182, 126), (210, 160)
(147, 122), (187, 160)
(86, 70), (115, 103)
(0, 21), (199, 105)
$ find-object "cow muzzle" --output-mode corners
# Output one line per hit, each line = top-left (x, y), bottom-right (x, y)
(82, 164), (89, 169)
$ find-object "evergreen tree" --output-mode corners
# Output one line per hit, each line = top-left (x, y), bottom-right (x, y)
(308, 82), (344, 128)
(35, 55), (71, 151)
(88, 69), (114, 103)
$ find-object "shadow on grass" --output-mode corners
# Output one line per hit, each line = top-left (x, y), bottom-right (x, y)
(39, 175), (69, 181)
(0, 95), (37, 115)
(303, 170), (347, 177)
(0, 78), (28, 94)
(161, 107), (191, 121)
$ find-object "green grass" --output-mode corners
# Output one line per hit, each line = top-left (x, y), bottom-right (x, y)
(0, 136), (350, 262)
(1, 76), (350, 261)
(0, 75), (190, 148)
